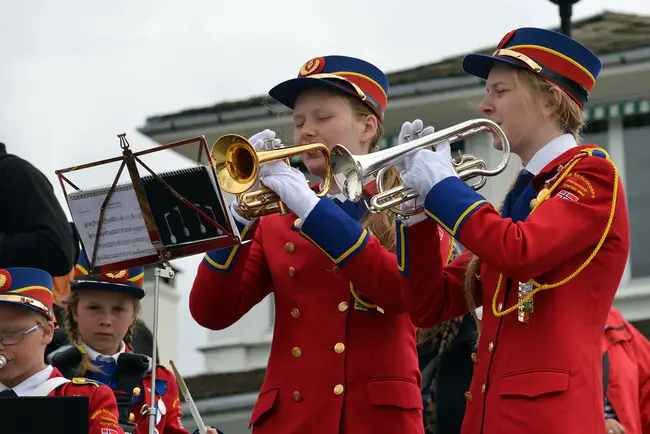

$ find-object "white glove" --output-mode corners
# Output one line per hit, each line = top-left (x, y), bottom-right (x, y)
(394, 119), (436, 173)
(394, 120), (434, 222)
(260, 163), (320, 220)
(401, 140), (457, 198)
(231, 129), (283, 225)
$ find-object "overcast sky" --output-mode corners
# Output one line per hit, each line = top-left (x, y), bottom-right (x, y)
(3, 0), (650, 376)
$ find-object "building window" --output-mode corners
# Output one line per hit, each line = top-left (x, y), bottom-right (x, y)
(582, 119), (608, 149)
(583, 119), (608, 135)
(622, 114), (650, 278)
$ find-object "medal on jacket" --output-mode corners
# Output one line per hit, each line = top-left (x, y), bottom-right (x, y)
(517, 281), (534, 323)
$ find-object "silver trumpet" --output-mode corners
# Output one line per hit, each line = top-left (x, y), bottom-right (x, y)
(330, 118), (510, 219)
(0, 354), (7, 368)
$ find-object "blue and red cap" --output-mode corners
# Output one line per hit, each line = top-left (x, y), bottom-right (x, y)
(0, 267), (55, 321)
(462, 27), (602, 108)
(269, 55), (389, 123)
(72, 249), (145, 299)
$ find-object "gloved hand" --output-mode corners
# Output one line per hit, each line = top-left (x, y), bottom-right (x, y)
(394, 119), (436, 173)
(394, 119), (435, 218)
(230, 129), (283, 225)
(260, 163), (320, 220)
(401, 140), (457, 198)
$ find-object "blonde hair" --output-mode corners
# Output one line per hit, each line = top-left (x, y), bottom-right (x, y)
(464, 68), (585, 333)
(346, 96), (400, 253)
(64, 290), (141, 375)
(515, 68), (585, 140)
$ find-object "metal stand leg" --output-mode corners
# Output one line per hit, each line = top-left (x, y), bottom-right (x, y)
(147, 263), (175, 434)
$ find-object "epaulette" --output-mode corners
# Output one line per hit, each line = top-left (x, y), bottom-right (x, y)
(71, 377), (103, 388)
(582, 147), (609, 159)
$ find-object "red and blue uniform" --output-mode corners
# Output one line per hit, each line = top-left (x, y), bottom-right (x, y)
(399, 28), (631, 434)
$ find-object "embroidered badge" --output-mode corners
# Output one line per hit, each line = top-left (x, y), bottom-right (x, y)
(566, 173), (596, 198)
(299, 57), (325, 76)
(557, 190), (579, 202)
(0, 270), (11, 291)
(105, 270), (127, 280)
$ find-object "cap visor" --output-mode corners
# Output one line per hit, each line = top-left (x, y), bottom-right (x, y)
(269, 77), (360, 109)
(462, 53), (529, 80)
(71, 280), (145, 299)
(0, 299), (53, 321)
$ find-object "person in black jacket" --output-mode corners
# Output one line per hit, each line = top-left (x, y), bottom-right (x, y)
(0, 143), (75, 276)
(418, 243), (476, 434)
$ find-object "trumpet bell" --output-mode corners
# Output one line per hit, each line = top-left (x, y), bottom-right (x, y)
(211, 134), (259, 195)
(210, 133), (334, 220)
(330, 144), (365, 203)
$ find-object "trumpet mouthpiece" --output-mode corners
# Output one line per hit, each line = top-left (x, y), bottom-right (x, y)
(0, 355), (7, 368)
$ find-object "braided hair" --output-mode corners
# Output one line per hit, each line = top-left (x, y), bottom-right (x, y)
(64, 291), (141, 374)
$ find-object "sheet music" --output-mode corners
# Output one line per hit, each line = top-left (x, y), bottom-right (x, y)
(67, 184), (157, 267)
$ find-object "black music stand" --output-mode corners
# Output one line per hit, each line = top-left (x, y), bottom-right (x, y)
(55, 134), (241, 434)
(0, 396), (89, 434)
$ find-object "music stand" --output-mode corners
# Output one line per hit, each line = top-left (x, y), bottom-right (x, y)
(0, 396), (89, 434)
(55, 134), (241, 434)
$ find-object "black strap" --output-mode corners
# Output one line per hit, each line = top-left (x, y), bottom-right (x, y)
(48, 344), (84, 380)
(114, 353), (152, 429)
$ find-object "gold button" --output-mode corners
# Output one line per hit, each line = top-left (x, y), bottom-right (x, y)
(497, 302), (503, 312)
(129, 413), (135, 423)
(481, 384), (486, 394)
(293, 390), (302, 402)
(132, 386), (141, 397)
(333, 384), (344, 395)
(294, 218), (302, 228)
(288, 266), (296, 277)
(285, 242), (295, 253)
(488, 342), (494, 353)
(471, 352), (478, 363)
(291, 308), (300, 319)
(292, 347), (302, 358)
(338, 302), (348, 312)
(334, 343), (345, 354)
(464, 391), (473, 402)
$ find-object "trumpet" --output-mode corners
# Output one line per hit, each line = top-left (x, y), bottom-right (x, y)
(211, 134), (332, 220)
(330, 118), (510, 219)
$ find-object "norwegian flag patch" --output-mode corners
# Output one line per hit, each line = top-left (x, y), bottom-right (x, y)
(557, 190), (579, 202)
(101, 429), (118, 434)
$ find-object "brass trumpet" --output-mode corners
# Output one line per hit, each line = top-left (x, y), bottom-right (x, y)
(211, 134), (332, 220)
(330, 118), (510, 219)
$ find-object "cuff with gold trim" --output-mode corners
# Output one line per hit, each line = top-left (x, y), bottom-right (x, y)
(299, 197), (369, 267)
(202, 214), (255, 274)
(395, 220), (409, 276)
(424, 177), (488, 236)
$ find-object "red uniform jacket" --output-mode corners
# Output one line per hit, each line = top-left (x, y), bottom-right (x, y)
(190, 189), (452, 434)
(603, 307), (650, 434)
(399, 146), (630, 434)
(129, 365), (188, 434)
(48, 367), (124, 434)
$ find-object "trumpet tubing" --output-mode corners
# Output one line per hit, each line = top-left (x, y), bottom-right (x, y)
(330, 118), (510, 218)
(210, 134), (332, 219)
